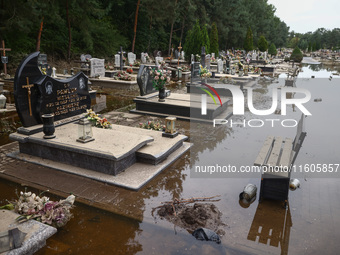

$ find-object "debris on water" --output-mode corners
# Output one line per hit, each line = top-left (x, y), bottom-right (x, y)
(314, 98), (322, 102)
(239, 184), (257, 201)
(192, 227), (221, 244)
(152, 196), (226, 234)
(239, 184), (257, 208)
(290, 179), (300, 190)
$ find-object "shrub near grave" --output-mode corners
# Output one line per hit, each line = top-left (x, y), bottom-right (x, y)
(290, 47), (303, 63)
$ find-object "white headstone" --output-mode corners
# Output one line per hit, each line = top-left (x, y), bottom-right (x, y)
(141, 53), (146, 63)
(205, 54), (211, 70)
(128, 52), (136, 65)
(52, 67), (57, 78)
(191, 54), (194, 63)
(212, 53), (215, 59)
(217, 59), (223, 74)
(90, 58), (105, 78)
(181, 51), (185, 60)
(264, 51), (267, 60)
(155, 57), (163, 66)
(115, 54), (120, 66)
(252, 52), (257, 60)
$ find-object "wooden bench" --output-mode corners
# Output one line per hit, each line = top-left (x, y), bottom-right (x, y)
(254, 114), (307, 203)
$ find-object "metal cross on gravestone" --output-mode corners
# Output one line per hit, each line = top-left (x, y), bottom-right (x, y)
(118, 46), (125, 71)
(0, 40), (11, 75)
(201, 46), (206, 67)
(22, 77), (34, 116)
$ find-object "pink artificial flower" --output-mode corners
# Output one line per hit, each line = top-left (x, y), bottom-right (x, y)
(160, 76), (164, 80)
(155, 76), (159, 80)
(167, 77), (170, 82)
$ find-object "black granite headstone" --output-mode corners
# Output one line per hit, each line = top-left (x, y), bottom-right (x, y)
(201, 46), (206, 67)
(137, 65), (157, 96)
(190, 62), (200, 85)
(14, 52), (91, 127)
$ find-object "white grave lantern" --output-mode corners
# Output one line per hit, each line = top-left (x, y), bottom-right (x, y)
(77, 118), (94, 143)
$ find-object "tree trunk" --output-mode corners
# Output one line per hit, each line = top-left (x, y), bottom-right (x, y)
(168, 0), (178, 56)
(66, 0), (72, 63)
(147, 14), (153, 53)
(179, 17), (185, 44)
(36, 17), (44, 52)
(132, 0), (141, 53)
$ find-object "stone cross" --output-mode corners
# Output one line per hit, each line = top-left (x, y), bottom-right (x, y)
(177, 42), (182, 67)
(0, 40), (11, 75)
(118, 46), (125, 71)
(22, 77), (34, 116)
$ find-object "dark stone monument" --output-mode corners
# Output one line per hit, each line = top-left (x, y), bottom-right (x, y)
(136, 65), (157, 96)
(201, 46), (206, 67)
(14, 52), (91, 127)
(190, 62), (201, 85)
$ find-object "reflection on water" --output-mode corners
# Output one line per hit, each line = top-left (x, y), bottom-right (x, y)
(248, 201), (292, 255)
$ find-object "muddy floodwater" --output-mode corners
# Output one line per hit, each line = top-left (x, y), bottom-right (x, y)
(1, 63), (340, 254)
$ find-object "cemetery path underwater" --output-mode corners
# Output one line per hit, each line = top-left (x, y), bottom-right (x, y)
(1, 64), (340, 254)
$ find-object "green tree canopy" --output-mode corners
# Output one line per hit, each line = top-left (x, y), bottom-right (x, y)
(183, 20), (202, 58)
(210, 22), (219, 57)
(290, 47), (303, 62)
(258, 35), (268, 52)
(244, 26), (253, 52)
(268, 43), (277, 55)
(201, 24), (210, 53)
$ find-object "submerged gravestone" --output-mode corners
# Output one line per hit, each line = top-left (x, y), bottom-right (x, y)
(14, 52), (91, 127)
(136, 65), (157, 96)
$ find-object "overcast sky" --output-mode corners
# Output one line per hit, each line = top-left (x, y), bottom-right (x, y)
(267, 0), (340, 33)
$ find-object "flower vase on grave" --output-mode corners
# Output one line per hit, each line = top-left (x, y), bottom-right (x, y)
(42, 114), (56, 139)
(158, 87), (166, 102)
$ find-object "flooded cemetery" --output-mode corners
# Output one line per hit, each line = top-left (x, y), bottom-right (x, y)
(1, 1), (340, 254)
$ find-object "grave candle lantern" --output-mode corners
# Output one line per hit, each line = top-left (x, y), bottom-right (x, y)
(77, 118), (95, 143)
(165, 117), (176, 134)
(162, 117), (178, 138)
